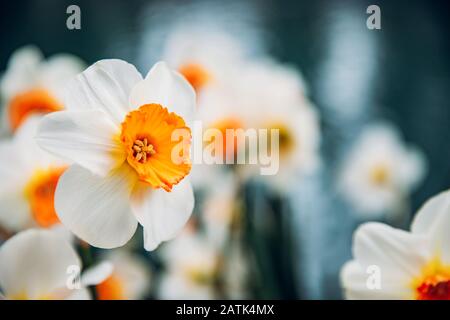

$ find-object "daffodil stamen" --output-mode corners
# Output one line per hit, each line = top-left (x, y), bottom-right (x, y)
(132, 138), (156, 163)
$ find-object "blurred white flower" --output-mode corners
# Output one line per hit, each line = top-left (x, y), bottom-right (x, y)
(0, 46), (85, 132)
(95, 250), (151, 300)
(338, 123), (426, 217)
(159, 230), (219, 299)
(162, 27), (245, 96)
(341, 190), (450, 300)
(0, 116), (68, 232)
(194, 59), (321, 190)
(0, 229), (109, 300)
(36, 60), (195, 251)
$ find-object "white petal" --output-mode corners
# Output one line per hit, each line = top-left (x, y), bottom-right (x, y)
(105, 250), (151, 299)
(55, 164), (138, 249)
(38, 54), (86, 102)
(353, 223), (429, 281)
(434, 209), (450, 264)
(411, 190), (450, 234)
(397, 148), (426, 190)
(0, 189), (30, 231)
(340, 261), (411, 299)
(129, 61), (195, 123)
(64, 59), (142, 124)
(412, 191), (450, 263)
(131, 178), (194, 251)
(64, 287), (91, 300)
(15, 115), (65, 170)
(0, 141), (31, 231)
(0, 46), (42, 99)
(36, 110), (124, 176)
(0, 140), (30, 193)
(81, 261), (114, 286)
(0, 229), (80, 299)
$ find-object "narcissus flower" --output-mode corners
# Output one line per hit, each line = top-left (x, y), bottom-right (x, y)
(36, 60), (195, 250)
(193, 59), (321, 190)
(0, 229), (109, 300)
(0, 116), (67, 231)
(341, 190), (450, 300)
(162, 28), (246, 95)
(0, 46), (85, 132)
(96, 250), (151, 300)
(338, 124), (426, 217)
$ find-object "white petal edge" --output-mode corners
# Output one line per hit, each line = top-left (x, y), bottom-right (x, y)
(131, 178), (194, 251)
(64, 59), (142, 124)
(0, 46), (42, 99)
(81, 261), (114, 286)
(353, 222), (429, 281)
(36, 110), (125, 176)
(411, 189), (450, 235)
(340, 260), (411, 300)
(129, 61), (196, 123)
(0, 229), (80, 299)
(55, 164), (138, 249)
(38, 54), (86, 102)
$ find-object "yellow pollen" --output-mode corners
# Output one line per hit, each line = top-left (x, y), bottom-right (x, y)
(370, 165), (389, 186)
(132, 138), (156, 163)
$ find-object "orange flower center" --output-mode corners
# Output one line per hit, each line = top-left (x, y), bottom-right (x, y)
(210, 118), (244, 161)
(413, 258), (450, 300)
(120, 104), (191, 192)
(96, 274), (125, 300)
(24, 167), (66, 228)
(370, 165), (390, 186)
(417, 280), (450, 300)
(8, 88), (62, 131)
(265, 122), (294, 156)
(179, 63), (211, 93)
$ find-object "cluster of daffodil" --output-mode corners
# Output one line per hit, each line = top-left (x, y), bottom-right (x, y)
(0, 23), (442, 300)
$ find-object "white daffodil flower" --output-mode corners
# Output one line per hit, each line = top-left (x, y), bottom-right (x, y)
(0, 229), (110, 300)
(36, 60), (195, 251)
(95, 250), (151, 300)
(341, 190), (450, 300)
(194, 59), (321, 190)
(162, 27), (246, 96)
(159, 230), (219, 299)
(241, 61), (320, 190)
(0, 116), (68, 231)
(0, 46), (85, 133)
(338, 123), (426, 217)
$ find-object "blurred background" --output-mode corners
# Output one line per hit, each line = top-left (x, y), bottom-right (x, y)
(0, 0), (449, 299)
